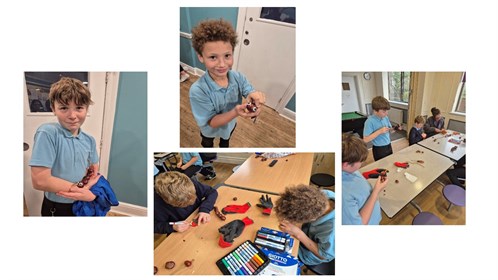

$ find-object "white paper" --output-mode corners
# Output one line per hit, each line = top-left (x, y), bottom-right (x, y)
(404, 172), (418, 183)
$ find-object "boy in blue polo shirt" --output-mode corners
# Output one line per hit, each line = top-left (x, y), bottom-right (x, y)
(176, 152), (203, 178)
(30, 77), (101, 216)
(189, 19), (266, 147)
(363, 96), (402, 161)
(342, 133), (388, 225)
(274, 185), (335, 266)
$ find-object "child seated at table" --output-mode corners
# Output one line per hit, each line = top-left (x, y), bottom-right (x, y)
(342, 133), (388, 225)
(274, 184), (335, 266)
(408, 115), (427, 145)
(154, 171), (218, 234)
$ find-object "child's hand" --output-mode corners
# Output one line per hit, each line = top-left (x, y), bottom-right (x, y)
(173, 223), (191, 233)
(373, 176), (388, 194)
(247, 91), (266, 107)
(234, 104), (259, 118)
(177, 162), (183, 169)
(379, 127), (390, 134)
(84, 174), (102, 190)
(57, 187), (96, 202)
(422, 133), (427, 139)
(278, 220), (303, 237)
(196, 212), (211, 224)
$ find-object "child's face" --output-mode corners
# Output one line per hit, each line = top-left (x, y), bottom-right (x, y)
(374, 109), (388, 118)
(197, 41), (233, 80)
(415, 122), (423, 129)
(52, 100), (88, 136)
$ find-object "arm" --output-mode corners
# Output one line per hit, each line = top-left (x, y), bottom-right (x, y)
(31, 166), (74, 193)
(424, 118), (439, 134)
(195, 182), (218, 224)
(359, 177), (388, 224)
(279, 221), (324, 260)
(208, 105), (258, 128)
(363, 126), (390, 143)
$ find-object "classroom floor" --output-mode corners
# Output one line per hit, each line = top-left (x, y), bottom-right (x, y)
(180, 73), (296, 148)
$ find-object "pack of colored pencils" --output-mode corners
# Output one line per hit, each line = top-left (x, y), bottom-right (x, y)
(216, 240), (270, 275)
(254, 227), (293, 253)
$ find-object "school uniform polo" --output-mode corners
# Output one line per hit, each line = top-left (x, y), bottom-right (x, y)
(363, 114), (392, 147)
(189, 70), (255, 139)
(29, 122), (99, 203)
(298, 190), (336, 266)
(181, 152), (203, 166)
(342, 170), (382, 225)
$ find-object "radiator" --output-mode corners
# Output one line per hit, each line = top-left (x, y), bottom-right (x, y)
(390, 107), (404, 125)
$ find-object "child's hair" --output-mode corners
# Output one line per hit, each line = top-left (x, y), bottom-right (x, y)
(371, 96), (391, 111)
(154, 171), (196, 208)
(274, 184), (329, 224)
(431, 107), (441, 117)
(191, 19), (239, 55)
(342, 133), (368, 164)
(49, 77), (93, 109)
(414, 115), (425, 124)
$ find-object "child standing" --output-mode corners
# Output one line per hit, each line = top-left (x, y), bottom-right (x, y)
(154, 171), (218, 234)
(363, 96), (401, 161)
(342, 133), (388, 225)
(29, 77), (101, 216)
(189, 19), (266, 147)
(176, 152), (203, 178)
(408, 115), (427, 145)
(424, 107), (445, 137)
(274, 185), (335, 266)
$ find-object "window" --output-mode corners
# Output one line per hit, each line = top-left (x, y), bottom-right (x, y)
(454, 72), (466, 113)
(387, 72), (410, 103)
(260, 8), (296, 24)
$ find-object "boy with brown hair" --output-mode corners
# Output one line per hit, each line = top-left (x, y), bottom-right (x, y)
(30, 77), (101, 216)
(154, 171), (218, 234)
(363, 96), (402, 161)
(409, 115), (427, 145)
(189, 18), (266, 147)
(342, 133), (388, 225)
(274, 185), (335, 266)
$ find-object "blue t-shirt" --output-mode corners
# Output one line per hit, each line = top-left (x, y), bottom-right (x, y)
(189, 70), (255, 139)
(29, 123), (99, 203)
(298, 190), (335, 266)
(342, 170), (382, 225)
(363, 114), (392, 146)
(181, 152), (203, 166)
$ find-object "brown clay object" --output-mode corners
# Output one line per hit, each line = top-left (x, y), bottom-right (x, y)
(154, 266), (158, 275)
(165, 261), (175, 269)
(184, 260), (193, 267)
(233, 197), (238, 201)
(395, 180), (399, 184)
(213, 206), (226, 221)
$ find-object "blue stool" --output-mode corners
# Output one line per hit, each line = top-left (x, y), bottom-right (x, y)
(443, 184), (466, 211)
(412, 212), (443, 225)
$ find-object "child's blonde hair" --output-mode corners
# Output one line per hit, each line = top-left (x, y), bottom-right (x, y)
(154, 172), (196, 207)
(414, 115), (425, 124)
(49, 77), (93, 109)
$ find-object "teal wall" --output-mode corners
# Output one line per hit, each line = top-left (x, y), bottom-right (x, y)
(107, 72), (147, 207)
(180, 7), (239, 70)
(286, 94), (296, 111)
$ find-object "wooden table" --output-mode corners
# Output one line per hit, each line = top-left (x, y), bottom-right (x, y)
(359, 145), (454, 218)
(417, 130), (466, 162)
(224, 153), (314, 194)
(154, 186), (299, 275)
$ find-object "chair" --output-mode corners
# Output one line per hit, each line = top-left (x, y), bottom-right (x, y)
(199, 153), (217, 179)
(443, 184), (466, 211)
(447, 119), (466, 134)
(303, 259), (335, 275)
(410, 201), (443, 225)
(310, 173), (335, 188)
(154, 153), (178, 172)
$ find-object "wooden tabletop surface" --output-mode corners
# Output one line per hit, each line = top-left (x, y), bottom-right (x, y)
(154, 185), (299, 275)
(224, 153), (314, 194)
(359, 144), (454, 218)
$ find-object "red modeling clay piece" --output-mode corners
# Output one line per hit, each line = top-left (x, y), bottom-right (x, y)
(165, 261), (175, 269)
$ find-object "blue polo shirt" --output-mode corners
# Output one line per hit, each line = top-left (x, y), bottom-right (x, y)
(363, 114), (392, 146)
(181, 152), (203, 166)
(342, 170), (382, 225)
(29, 123), (99, 203)
(189, 70), (255, 139)
(298, 190), (335, 266)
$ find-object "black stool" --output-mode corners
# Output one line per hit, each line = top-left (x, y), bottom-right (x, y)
(303, 259), (335, 275)
(310, 173), (335, 188)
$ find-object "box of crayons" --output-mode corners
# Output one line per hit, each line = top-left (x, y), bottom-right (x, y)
(259, 247), (302, 275)
(215, 240), (270, 275)
(254, 227), (294, 253)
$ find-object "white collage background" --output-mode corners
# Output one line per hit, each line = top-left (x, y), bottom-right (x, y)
(1, 0), (497, 280)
